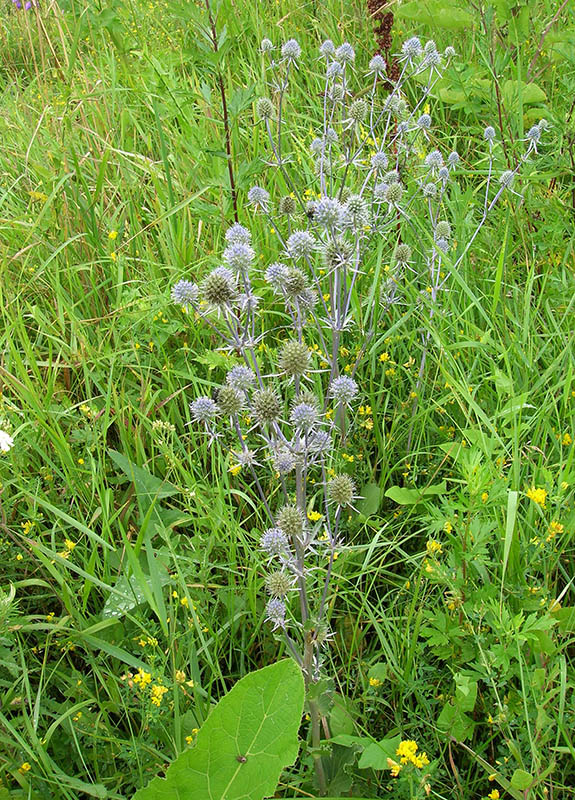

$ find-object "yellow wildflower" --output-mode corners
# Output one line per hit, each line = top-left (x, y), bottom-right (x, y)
(19, 763), (32, 774)
(369, 676), (383, 687)
(481, 491), (489, 503)
(387, 757), (402, 777)
(527, 486), (547, 506)
(562, 432), (572, 446)
(426, 539), (443, 556)
(150, 684), (168, 706)
(379, 352), (390, 362)
(547, 520), (564, 540)
(133, 669), (152, 688)
(307, 510), (322, 522)
(108, 230), (118, 240)
(487, 791), (500, 800)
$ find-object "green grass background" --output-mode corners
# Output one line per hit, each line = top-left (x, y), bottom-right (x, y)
(0, 0), (574, 798)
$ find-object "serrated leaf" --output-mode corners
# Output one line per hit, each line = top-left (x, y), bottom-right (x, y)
(133, 660), (305, 800)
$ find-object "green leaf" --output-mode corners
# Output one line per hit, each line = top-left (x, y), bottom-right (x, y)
(133, 660), (305, 800)
(357, 736), (401, 770)
(385, 481), (446, 505)
(358, 483), (382, 517)
(510, 769), (534, 790)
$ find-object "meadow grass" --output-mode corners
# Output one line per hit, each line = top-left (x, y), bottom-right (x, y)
(1, 0), (574, 798)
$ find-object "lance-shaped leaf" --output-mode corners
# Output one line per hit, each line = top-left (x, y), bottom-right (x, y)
(134, 659), (305, 800)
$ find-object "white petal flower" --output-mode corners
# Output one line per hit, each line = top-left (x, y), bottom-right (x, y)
(0, 430), (14, 453)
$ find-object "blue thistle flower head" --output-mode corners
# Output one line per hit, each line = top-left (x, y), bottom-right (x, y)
(368, 54), (386, 75)
(329, 375), (358, 406)
(400, 36), (422, 62)
(247, 186), (270, 211)
(260, 527), (289, 555)
(335, 42), (355, 63)
(223, 241), (255, 272)
(171, 280), (198, 306)
(265, 597), (286, 630)
(281, 39), (301, 62)
(286, 230), (316, 259)
(226, 365), (256, 392)
(319, 39), (335, 58)
(260, 38), (274, 53)
(225, 222), (251, 245)
(484, 126), (496, 142)
(190, 396), (218, 423)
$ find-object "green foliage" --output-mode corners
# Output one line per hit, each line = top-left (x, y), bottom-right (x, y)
(133, 660), (305, 800)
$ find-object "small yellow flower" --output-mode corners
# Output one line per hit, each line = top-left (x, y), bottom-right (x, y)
(527, 486), (547, 507)
(444, 521), (453, 534)
(133, 669), (152, 688)
(426, 539), (443, 556)
(16, 553), (23, 561)
(387, 757), (402, 777)
(369, 676), (383, 687)
(307, 510), (322, 522)
(150, 684), (168, 706)
(379, 352), (390, 362)
(77, 458), (84, 465)
(481, 491), (489, 503)
(110, 251), (117, 262)
(175, 670), (186, 683)
(21, 520), (34, 535)
(229, 464), (241, 476)
(180, 597), (189, 607)
(547, 520), (564, 540)
(18, 762), (32, 774)
(487, 791), (500, 800)
(64, 539), (76, 551)
(562, 432), (572, 446)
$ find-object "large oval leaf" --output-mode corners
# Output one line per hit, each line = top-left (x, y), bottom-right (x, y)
(133, 659), (305, 800)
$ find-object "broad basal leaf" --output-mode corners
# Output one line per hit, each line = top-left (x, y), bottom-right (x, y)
(133, 660), (305, 800)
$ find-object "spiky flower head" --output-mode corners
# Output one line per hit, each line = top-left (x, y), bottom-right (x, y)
(423, 182), (437, 198)
(484, 126), (496, 142)
(425, 150), (443, 172)
(171, 280), (198, 306)
(329, 375), (358, 405)
(290, 401), (319, 432)
(435, 221), (452, 240)
(284, 267), (309, 296)
(448, 151), (460, 167)
(444, 45), (456, 59)
(314, 197), (342, 228)
(423, 40), (441, 68)
(279, 195), (296, 216)
(349, 98), (368, 124)
(321, 237), (353, 270)
(328, 474), (356, 507)
(234, 448), (258, 467)
(286, 230), (316, 259)
(394, 243), (412, 264)
(499, 170), (515, 188)
(438, 166), (450, 182)
(202, 266), (236, 306)
(223, 241), (255, 272)
(298, 287), (318, 311)
(335, 42), (355, 63)
(308, 429), (331, 454)
(385, 182), (404, 205)
(276, 504), (305, 537)
(265, 262), (289, 288)
(278, 340), (311, 377)
(368, 54), (386, 75)
(526, 124), (541, 144)
(247, 185), (270, 210)
(342, 194), (369, 229)
(325, 127), (338, 144)
(281, 39), (301, 61)
(401, 36), (422, 61)
(260, 38), (274, 53)
(417, 113), (432, 130)
(371, 150), (388, 170)
(319, 39), (335, 57)
(226, 364), (255, 392)
(190, 396), (218, 423)
(256, 97), (274, 121)
(253, 388), (282, 425)
(310, 137), (324, 155)
(217, 385), (243, 416)
(326, 61), (343, 79)
(260, 527), (289, 555)
(272, 447), (297, 475)
(265, 598), (286, 630)
(265, 571), (293, 598)
(225, 223), (251, 245)
(435, 237), (449, 253)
